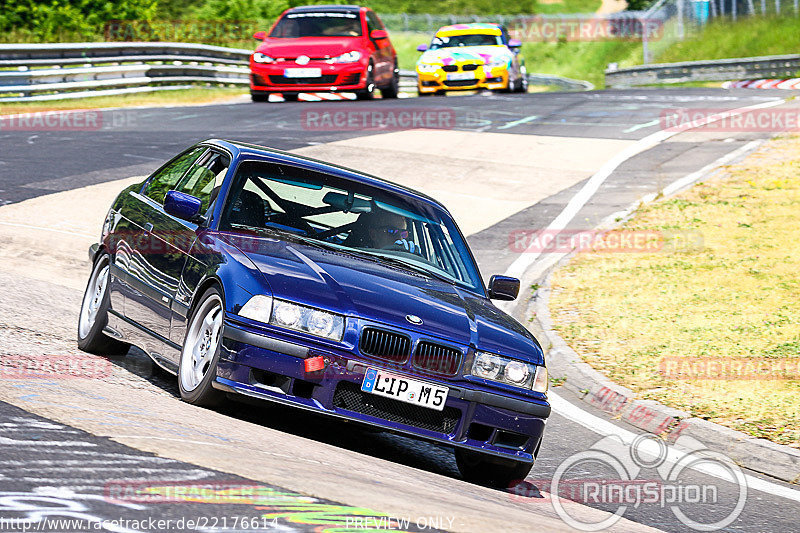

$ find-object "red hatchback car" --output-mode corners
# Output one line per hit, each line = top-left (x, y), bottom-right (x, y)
(249, 5), (399, 102)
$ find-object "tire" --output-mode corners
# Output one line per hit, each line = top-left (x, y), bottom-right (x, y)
(417, 90), (432, 97)
(77, 253), (130, 355)
(515, 66), (529, 93)
(455, 448), (533, 488)
(178, 287), (225, 406)
(380, 65), (400, 99)
(283, 93), (299, 102)
(250, 92), (269, 102)
(356, 63), (375, 100)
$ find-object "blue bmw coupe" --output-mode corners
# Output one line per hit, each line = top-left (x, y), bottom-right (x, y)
(78, 139), (550, 486)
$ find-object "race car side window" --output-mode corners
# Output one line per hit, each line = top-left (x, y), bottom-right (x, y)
(500, 26), (510, 45)
(174, 150), (231, 213)
(142, 147), (206, 205)
(366, 11), (383, 32)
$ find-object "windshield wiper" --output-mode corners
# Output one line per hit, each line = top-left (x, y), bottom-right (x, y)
(355, 251), (456, 284)
(247, 227), (456, 284)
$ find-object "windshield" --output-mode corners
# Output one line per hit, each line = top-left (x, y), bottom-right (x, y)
(270, 12), (363, 38)
(430, 33), (502, 49)
(220, 160), (484, 294)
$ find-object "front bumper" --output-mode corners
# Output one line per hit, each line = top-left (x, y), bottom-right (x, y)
(417, 66), (509, 93)
(250, 60), (367, 94)
(216, 320), (549, 463)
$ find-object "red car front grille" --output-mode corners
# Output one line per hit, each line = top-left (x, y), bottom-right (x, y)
(341, 72), (361, 85)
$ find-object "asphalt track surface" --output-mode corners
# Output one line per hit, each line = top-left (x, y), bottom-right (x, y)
(1, 88), (800, 532)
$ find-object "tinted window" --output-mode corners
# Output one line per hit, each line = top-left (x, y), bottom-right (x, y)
(270, 12), (362, 38)
(430, 34), (502, 49)
(174, 151), (230, 212)
(143, 148), (205, 204)
(366, 12), (383, 32)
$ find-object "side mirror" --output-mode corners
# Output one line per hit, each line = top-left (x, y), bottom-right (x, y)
(164, 190), (202, 222)
(488, 275), (520, 301)
(370, 29), (388, 40)
(416, 44), (428, 52)
(253, 31), (266, 40)
(508, 39), (522, 49)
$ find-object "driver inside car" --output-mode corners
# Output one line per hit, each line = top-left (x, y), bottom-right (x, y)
(365, 210), (420, 254)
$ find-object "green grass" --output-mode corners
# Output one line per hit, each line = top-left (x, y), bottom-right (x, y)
(534, 0), (603, 14)
(515, 14), (800, 88)
(390, 31), (431, 71)
(518, 39), (642, 88)
(549, 135), (800, 448)
(6, 12), (800, 92)
(658, 15), (800, 63)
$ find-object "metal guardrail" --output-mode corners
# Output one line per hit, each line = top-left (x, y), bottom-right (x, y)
(0, 42), (252, 66)
(0, 42), (593, 102)
(0, 42), (252, 101)
(529, 73), (594, 91)
(606, 54), (800, 88)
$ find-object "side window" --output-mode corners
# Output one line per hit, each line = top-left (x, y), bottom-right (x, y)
(366, 11), (381, 32)
(143, 148), (205, 204)
(175, 151), (230, 212)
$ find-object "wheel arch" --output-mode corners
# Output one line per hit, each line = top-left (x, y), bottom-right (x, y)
(188, 276), (225, 322)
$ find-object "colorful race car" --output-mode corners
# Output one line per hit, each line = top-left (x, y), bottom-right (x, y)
(415, 23), (527, 96)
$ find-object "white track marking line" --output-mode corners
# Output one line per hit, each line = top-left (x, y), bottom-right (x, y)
(622, 118), (660, 133)
(504, 97), (786, 279)
(549, 392), (800, 502)
(512, 97), (799, 501)
(660, 140), (761, 197)
(498, 115), (539, 130)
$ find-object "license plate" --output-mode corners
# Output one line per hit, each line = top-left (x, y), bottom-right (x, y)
(284, 68), (322, 78)
(446, 71), (475, 81)
(361, 368), (448, 411)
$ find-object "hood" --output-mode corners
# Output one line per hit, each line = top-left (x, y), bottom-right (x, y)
(257, 36), (364, 59)
(418, 45), (512, 66)
(223, 234), (543, 363)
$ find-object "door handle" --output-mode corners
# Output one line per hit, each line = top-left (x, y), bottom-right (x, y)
(144, 222), (153, 233)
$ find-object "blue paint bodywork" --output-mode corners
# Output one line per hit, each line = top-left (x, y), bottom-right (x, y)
(95, 139), (550, 464)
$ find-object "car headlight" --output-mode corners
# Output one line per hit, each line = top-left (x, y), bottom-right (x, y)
(417, 63), (440, 73)
(253, 52), (274, 64)
(271, 299), (345, 341)
(238, 295), (273, 323)
(238, 296), (345, 341)
(334, 51), (361, 63)
(471, 351), (547, 392)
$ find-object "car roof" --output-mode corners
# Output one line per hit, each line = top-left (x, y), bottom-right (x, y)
(285, 5), (363, 13)
(201, 139), (450, 213)
(436, 23), (503, 36)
